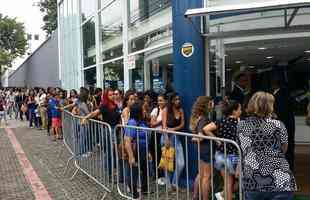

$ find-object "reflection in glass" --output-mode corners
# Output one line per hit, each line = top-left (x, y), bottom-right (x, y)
(99, 0), (123, 61)
(103, 59), (124, 90)
(82, 18), (96, 67)
(129, 25), (172, 53)
(84, 68), (97, 87)
(130, 0), (171, 24)
(81, 0), (96, 21)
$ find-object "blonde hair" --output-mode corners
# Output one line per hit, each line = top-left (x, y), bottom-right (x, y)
(190, 96), (212, 132)
(246, 91), (275, 118)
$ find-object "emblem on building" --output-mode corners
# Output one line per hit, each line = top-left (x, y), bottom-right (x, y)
(181, 43), (194, 57)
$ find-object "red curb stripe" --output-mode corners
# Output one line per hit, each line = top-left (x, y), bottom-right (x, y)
(5, 128), (52, 200)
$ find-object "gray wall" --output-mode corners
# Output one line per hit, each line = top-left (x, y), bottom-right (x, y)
(8, 31), (60, 88)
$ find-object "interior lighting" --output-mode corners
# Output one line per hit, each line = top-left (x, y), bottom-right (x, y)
(305, 50), (310, 53)
(266, 56), (273, 59)
(235, 61), (242, 64)
(258, 47), (267, 50)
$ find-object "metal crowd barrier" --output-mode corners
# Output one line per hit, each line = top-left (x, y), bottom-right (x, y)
(61, 110), (114, 199)
(62, 110), (243, 200)
(114, 124), (243, 200)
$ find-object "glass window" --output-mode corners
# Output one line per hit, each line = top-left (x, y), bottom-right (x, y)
(99, 0), (123, 61)
(130, 0), (171, 24)
(81, 0), (96, 21)
(103, 59), (124, 90)
(84, 68), (97, 87)
(128, 0), (172, 54)
(82, 18), (96, 68)
(128, 48), (173, 93)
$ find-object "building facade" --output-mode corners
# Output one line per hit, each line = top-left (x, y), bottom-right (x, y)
(7, 32), (60, 88)
(58, 0), (310, 143)
(58, 0), (173, 93)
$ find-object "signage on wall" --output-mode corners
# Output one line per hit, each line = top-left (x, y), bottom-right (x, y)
(128, 55), (136, 70)
(181, 42), (194, 58)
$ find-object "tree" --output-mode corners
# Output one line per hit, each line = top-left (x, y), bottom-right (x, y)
(0, 13), (27, 85)
(37, 0), (57, 35)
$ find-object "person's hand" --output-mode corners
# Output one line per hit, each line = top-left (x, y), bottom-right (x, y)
(215, 140), (222, 146)
(235, 169), (240, 178)
(81, 118), (88, 125)
(128, 156), (136, 166)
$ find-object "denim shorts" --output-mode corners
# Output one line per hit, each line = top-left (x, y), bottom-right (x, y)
(214, 151), (239, 174)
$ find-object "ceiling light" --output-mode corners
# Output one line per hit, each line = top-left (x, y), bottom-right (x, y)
(235, 61), (242, 64)
(249, 66), (255, 68)
(266, 56), (273, 59)
(305, 50), (310, 53)
(258, 47), (267, 50)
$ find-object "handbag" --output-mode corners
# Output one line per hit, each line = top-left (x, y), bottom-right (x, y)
(21, 104), (28, 113)
(158, 146), (175, 172)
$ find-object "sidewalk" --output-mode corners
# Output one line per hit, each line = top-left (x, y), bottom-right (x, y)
(0, 120), (105, 200)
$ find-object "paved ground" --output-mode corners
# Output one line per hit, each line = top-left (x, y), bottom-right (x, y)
(0, 120), (105, 200)
(0, 119), (309, 200)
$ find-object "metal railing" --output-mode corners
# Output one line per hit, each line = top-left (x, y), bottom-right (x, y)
(62, 111), (114, 199)
(61, 110), (243, 200)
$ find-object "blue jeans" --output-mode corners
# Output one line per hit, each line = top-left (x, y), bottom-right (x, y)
(245, 191), (294, 200)
(29, 109), (38, 128)
(125, 147), (148, 199)
(77, 124), (88, 155)
(171, 136), (185, 186)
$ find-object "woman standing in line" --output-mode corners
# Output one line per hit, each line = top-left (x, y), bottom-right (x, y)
(163, 93), (185, 190)
(150, 94), (168, 185)
(214, 100), (242, 200)
(190, 96), (218, 200)
(238, 92), (297, 200)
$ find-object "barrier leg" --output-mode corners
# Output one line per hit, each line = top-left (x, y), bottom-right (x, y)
(63, 155), (75, 175)
(100, 191), (108, 200)
(70, 167), (80, 180)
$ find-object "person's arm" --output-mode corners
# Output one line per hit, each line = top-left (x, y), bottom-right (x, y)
(162, 107), (168, 129)
(124, 136), (135, 166)
(202, 122), (217, 137)
(59, 102), (76, 111)
(150, 108), (161, 128)
(72, 106), (79, 115)
(84, 109), (101, 120)
(167, 110), (185, 131)
(122, 108), (130, 125)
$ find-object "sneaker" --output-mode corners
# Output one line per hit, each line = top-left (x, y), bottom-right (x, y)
(215, 192), (224, 200)
(157, 178), (166, 186)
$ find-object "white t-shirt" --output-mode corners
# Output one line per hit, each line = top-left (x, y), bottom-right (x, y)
(39, 93), (47, 106)
(150, 107), (163, 129)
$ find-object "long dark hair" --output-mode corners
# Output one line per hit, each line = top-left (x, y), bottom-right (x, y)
(123, 90), (136, 108)
(79, 87), (89, 103)
(222, 100), (240, 116)
(130, 102), (143, 122)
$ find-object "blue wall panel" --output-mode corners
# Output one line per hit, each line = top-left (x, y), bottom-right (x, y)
(172, 0), (205, 186)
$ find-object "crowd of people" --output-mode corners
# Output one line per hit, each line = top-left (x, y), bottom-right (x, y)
(0, 84), (301, 200)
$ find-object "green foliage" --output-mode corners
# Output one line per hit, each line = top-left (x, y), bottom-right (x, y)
(0, 13), (27, 69)
(38, 0), (57, 35)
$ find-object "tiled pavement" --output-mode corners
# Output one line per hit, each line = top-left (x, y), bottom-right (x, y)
(0, 120), (107, 200)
